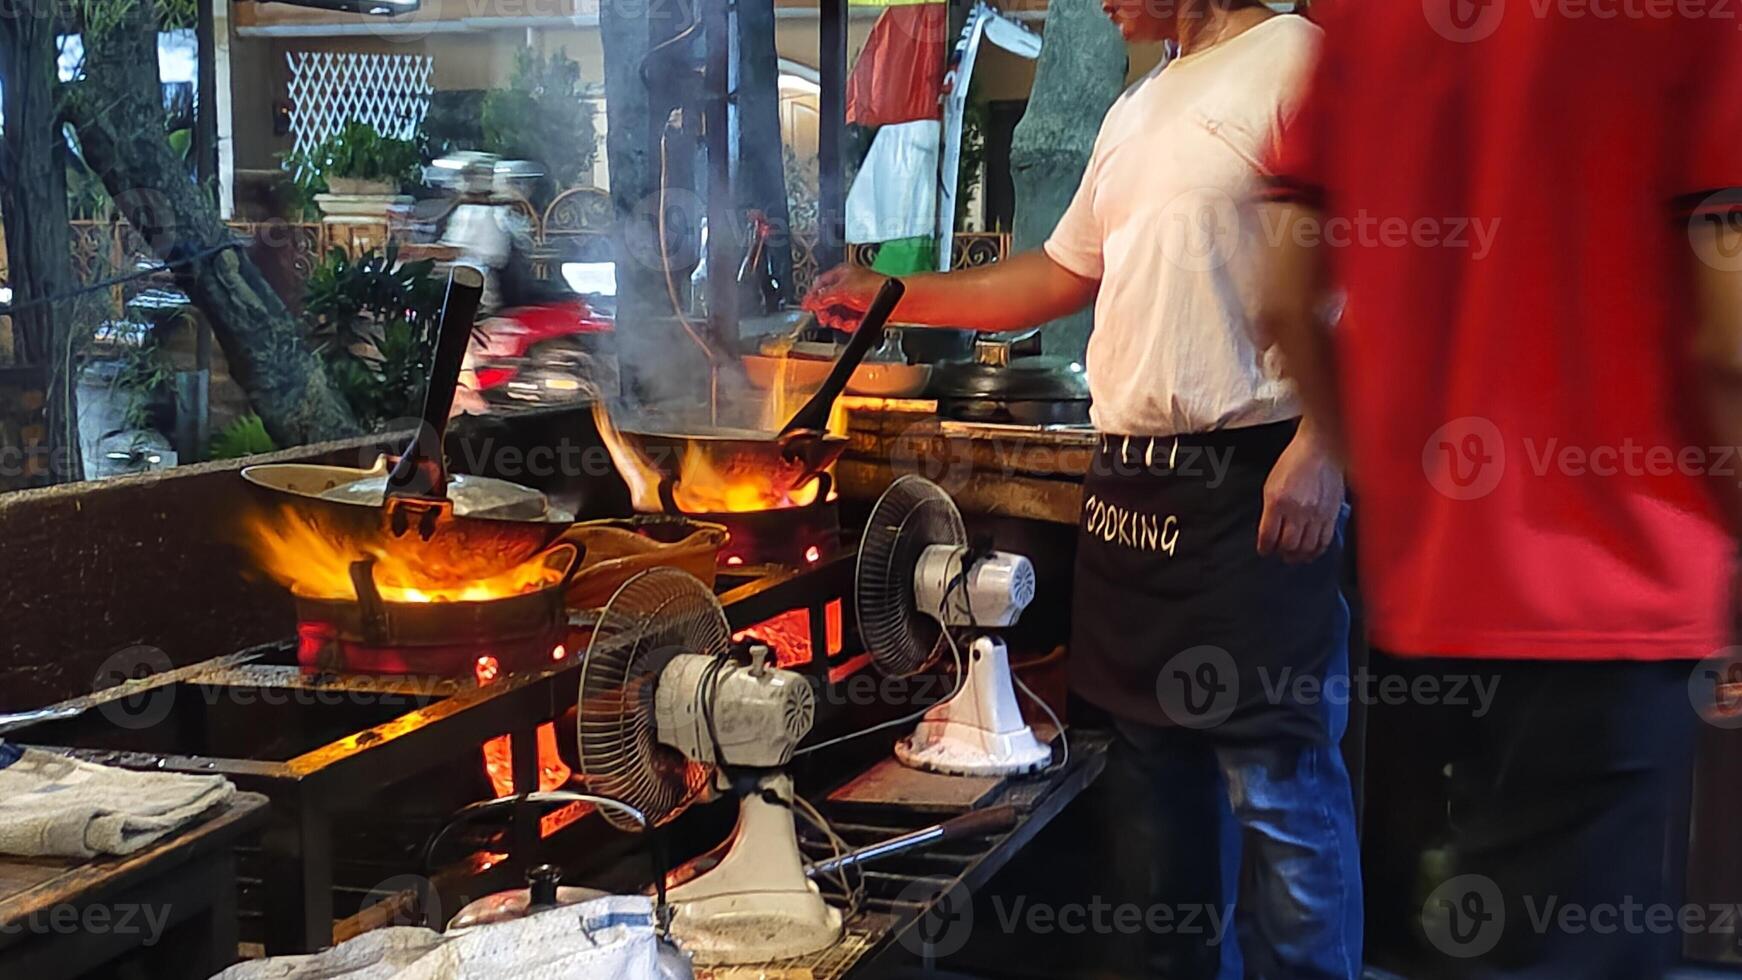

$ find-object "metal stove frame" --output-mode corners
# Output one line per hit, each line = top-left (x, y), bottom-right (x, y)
(7, 555), (856, 955)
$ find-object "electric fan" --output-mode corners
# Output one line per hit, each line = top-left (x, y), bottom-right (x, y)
(577, 567), (842, 965)
(856, 474), (1054, 776)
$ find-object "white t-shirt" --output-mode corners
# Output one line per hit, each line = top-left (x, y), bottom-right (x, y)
(1045, 15), (1323, 437)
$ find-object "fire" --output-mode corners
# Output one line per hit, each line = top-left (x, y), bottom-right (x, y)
(591, 401), (836, 514)
(244, 504), (561, 603)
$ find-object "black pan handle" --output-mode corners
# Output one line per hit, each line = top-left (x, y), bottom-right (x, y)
(387, 264), (486, 501)
(779, 277), (906, 437)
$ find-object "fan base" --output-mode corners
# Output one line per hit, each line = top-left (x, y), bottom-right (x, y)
(668, 774), (843, 965)
(895, 634), (1053, 777)
(896, 721), (1052, 777)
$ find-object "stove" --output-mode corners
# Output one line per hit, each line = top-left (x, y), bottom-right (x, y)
(294, 562), (573, 679)
(3, 555), (858, 955)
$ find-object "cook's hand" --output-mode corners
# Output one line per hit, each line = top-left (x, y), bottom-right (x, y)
(1257, 424), (1345, 563)
(802, 265), (892, 330)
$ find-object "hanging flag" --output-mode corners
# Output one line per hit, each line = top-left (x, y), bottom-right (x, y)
(846, 3), (950, 129)
(845, 119), (942, 275)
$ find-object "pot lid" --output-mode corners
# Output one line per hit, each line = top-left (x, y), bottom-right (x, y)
(931, 355), (1090, 401)
(317, 465), (560, 522)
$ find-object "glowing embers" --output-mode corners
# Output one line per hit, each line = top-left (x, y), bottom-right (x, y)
(734, 600), (845, 670)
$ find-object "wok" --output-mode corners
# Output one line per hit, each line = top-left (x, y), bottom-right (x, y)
(614, 278), (906, 502)
(243, 265), (576, 583)
(240, 460), (574, 583)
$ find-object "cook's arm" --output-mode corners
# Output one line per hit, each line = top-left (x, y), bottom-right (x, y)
(803, 250), (1098, 333)
(1257, 201), (1345, 463)
(1692, 215), (1742, 531)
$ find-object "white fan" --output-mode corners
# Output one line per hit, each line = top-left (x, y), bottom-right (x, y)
(855, 475), (1054, 776)
(577, 567), (842, 965)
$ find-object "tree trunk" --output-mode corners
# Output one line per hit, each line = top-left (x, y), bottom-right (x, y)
(0, 1), (82, 486)
(1010, 1), (1126, 361)
(63, 0), (358, 446)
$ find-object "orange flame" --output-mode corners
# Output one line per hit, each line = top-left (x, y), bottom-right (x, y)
(591, 398), (838, 514)
(244, 504), (561, 603)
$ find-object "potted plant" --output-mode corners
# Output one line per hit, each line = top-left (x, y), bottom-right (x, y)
(286, 121), (423, 220)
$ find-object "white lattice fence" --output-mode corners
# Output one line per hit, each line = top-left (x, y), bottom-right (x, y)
(286, 51), (434, 170)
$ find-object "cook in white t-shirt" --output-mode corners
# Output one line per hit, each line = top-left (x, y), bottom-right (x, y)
(807, 10), (1338, 568)
(1045, 15), (1320, 437)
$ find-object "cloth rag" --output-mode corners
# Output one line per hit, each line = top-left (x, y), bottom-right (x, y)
(211, 896), (668, 980)
(0, 745), (235, 858)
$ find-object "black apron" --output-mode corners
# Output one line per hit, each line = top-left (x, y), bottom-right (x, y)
(1070, 420), (1349, 743)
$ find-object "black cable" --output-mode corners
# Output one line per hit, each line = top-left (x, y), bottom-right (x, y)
(0, 240), (243, 319)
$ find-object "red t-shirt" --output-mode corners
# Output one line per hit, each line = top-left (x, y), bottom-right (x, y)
(1269, 7), (1740, 661)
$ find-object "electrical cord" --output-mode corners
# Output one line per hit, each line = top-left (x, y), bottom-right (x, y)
(792, 793), (865, 921)
(794, 551), (976, 758)
(1013, 671), (1069, 775)
(419, 790), (672, 928)
(0, 239), (243, 318)
(792, 615), (968, 758)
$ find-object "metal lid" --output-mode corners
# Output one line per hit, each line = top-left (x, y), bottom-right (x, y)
(930, 356), (1090, 401)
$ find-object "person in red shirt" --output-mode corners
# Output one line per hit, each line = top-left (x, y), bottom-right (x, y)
(1259, 6), (1742, 977)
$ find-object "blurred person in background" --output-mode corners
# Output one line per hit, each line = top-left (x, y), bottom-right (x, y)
(807, 2), (1362, 976)
(1260, 5), (1742, 977)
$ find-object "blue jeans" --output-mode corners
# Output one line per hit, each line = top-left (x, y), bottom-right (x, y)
(1111, 679), (1363, 979)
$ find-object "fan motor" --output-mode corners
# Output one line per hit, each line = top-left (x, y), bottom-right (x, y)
(654, 652), (816, 769)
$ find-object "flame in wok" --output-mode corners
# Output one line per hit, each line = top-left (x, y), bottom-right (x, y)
(244, 504), (561, 603)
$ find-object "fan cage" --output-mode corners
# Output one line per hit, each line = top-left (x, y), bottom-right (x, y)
(576, 568), (729, 832)
(855, 475), (967, 678)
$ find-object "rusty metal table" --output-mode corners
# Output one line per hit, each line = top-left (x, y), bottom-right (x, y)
(0, 791), (268, 980)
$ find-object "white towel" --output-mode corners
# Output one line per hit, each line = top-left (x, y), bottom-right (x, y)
(211, 897), (666, 980)
(210, 927), (446, 980)
(0, 745), (235, 858)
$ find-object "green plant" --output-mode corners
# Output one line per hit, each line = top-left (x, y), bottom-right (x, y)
(285, 120), (423, 188)
(107, 328), (175, 432)
(211, 413), (277, 459)
(302, 242), (444, 430)
(481, 49), (597, 200)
